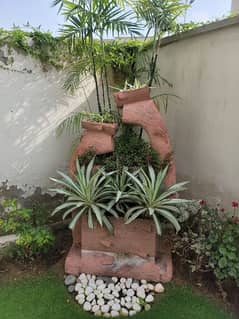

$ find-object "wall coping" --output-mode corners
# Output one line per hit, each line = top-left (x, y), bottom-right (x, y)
(161, 15), (239, 47)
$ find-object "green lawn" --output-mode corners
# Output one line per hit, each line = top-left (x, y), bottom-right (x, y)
(0, 274), (235, 319)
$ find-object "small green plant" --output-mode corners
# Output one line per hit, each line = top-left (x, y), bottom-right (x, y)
(173, 203), (239, 286)
(111, 79), (147, 92)
(76, 126), (163, 172)
(124, 165), (189, 235)
(50, 158), (118, 232)
(0, 199), (54, 261)
(107, 167), (138, 215)
(57, 111), (118, 136)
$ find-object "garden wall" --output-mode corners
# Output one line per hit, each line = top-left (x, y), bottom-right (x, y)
(0, 45), (97, 199)
(156, 16), (239, 207)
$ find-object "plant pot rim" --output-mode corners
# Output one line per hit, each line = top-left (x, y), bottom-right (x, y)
(81, 120), (118, 134)
(116, 86), (150, 94)
(114, 86), (151, 107)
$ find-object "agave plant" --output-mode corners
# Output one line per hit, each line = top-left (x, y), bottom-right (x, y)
(125, 165), (189, 235)
(50, 158), (118, 232)
(107, 167), (138, 215)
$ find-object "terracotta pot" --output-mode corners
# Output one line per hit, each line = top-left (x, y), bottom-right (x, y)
(65, 216), (173, 282)
(72, 216), (157, 258)
(81, 120), (118, 135)
(114, 87), (150, 107)
(113, 88), (177, 188)
(69, 120), (118, 176)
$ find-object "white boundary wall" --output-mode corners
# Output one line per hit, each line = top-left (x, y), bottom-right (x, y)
(157, 17), (239, 206)
(0, 46), (96, 196)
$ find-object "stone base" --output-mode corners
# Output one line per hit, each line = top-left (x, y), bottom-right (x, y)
(65, 245), (173, 283)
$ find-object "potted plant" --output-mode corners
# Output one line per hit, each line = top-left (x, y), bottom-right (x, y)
(113, 79), (151, 107)
(53, 0), (142, 173)
(50, 158), (189, 280)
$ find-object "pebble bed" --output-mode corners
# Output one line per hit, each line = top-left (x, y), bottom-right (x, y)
(64, 273), (165, 317)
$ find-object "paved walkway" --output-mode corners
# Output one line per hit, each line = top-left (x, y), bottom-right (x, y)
(0, 234), (17, 248)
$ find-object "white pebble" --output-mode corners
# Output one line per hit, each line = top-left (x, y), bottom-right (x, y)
(154, 283), (165, 293)
(147, 283), (154, 291)
(108, 283), (115, 290)
(91, 299), (96, 305)
(120, 278), (126, 283)
(127, 289), (135, 297)
(125, 302), (132, 310)
(101, 304), (110, 313)
(112, 277), (118, 283)
(104, 293), (114, 300)
(108, 300), (114, 307)
(96, 279), (104, 286)
(75, 283), (82, 291)
(81, 281), (88, 288)
(85, 286), (93, 295)
(111, 310), (119, 317)
(83, 302), (91, 311)
(131, 283), (139, 290)
(136, 287), (145, 299)
(133, 303), (141, 312)
(114, 298), (120, 304)
(112, 291), (119, 298)
(129, 310), (137, 316)
(75, 286), (84, 294)
(115, 284), (121, 292)
(97, 298), (105, 306)
(98, 284), (106, 291)
(132, 296), (139, 304)
(92, 305), (100, 313)
(77, 293), (85, 299)
(122, 289), (127, 295)
(89, 282), (96, 289)
(125, 278), (133, 288)
(125, 296), (131, 302)
(79, 273), (86, 281)
(103, 288), (111, 295)
(87, 274), (92, 280)
(145, 294), (154, 303)
(103, 314), (110, 318)
(121, 308), (129, 316)
(112, 303), (121, 312)
(77, 297), (85, 305)
(141, 279), (147, 285)
(120, 298), (125, 306)
(86, 293), (95, 302)
(94, 310), (102, 316)
(120, 283), (126, 290)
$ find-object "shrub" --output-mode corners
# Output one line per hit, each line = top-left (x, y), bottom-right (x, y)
(173, 203), (239, 286)
(0, 199), (55, 261)
(78, 126), (164, 172)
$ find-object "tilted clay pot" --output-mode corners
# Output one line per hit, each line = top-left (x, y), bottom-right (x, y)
(114, 87), (176, 187)
(69, 120), (118, 176)
(114, 87), (150, 107)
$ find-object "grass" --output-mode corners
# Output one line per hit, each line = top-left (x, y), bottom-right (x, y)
(0, 274), (235, 319)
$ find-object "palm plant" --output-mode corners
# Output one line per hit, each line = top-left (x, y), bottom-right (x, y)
(50, 158), (118, 232)
(53, 0), (141, 114)
(125, 165), (190, 235)
(130, 0), (188, 86)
